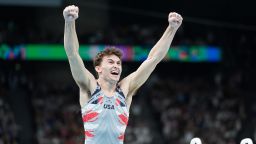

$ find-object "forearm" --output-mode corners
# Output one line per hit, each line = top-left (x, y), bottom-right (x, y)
(148, 25), (177, 62)
(64, 21), (79, 57)
(64, 21), (86, 84)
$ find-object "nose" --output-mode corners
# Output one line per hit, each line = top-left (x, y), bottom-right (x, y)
(114, 63), (120, 67)
(113, 63), (121, 71)
(113, 65), (119, 70)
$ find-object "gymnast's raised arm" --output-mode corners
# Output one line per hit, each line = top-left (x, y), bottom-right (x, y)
(120, 12), (183, 108)
(63, 5), (97, 103)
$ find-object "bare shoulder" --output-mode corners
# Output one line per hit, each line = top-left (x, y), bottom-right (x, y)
(118, 77), (130, 98)
(118, 74), (135, 98)
(79, 77), (97, 95)
(89, 78), (98, 94)
(79, 78), (98, 107)
(79, 88), (90, 107)
(119, 78), (135, 110)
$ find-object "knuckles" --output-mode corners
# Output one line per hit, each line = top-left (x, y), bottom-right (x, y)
(168, 12), (183, 28)
(63, 5), (79, 20)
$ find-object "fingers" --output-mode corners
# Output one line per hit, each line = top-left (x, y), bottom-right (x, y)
(63, 5), (79, 21)
(65, 5), (79, 14)
(169, 12), (183, 22)
(168, 12), (183, 29)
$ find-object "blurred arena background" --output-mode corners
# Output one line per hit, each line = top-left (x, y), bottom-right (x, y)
(0, 0), (256, 144)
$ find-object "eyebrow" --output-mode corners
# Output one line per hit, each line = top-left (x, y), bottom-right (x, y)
(107, 59), (121, 63)
(107, 59), (114, 61)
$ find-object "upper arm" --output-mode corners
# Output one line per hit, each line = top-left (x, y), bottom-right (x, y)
(120, 57), (158, 97)
(68, 53), (97, 94)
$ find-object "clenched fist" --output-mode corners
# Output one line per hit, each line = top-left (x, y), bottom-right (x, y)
(63, 5), (79, 22)
(168, 12), (183, 30)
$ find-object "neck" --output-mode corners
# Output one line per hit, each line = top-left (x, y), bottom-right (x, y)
(97, 78), (117, 95)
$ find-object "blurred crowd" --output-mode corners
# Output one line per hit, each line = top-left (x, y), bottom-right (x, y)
(0, 19), (220, 46)
(148, 71), (248, 144)
(0, 73), (19, 144)
(0, 96), (19, 144)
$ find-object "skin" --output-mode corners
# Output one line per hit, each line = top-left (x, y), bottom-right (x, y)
(95, 55), (122, 96)
(63, 5), (183, 110)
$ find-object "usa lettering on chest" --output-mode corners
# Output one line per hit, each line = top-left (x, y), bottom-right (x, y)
(103, 104), (115, 109)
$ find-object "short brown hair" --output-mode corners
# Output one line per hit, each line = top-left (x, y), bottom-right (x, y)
(93, 47), (123, 68)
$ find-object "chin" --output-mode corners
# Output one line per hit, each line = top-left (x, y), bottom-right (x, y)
(112, 77), (120, 82)
(113, 78), (120, 82)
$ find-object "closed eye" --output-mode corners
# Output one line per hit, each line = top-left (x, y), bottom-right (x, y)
(108, 60), (114, 64)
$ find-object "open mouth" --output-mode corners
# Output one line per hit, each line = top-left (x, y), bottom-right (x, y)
(111, 71), (119, 75)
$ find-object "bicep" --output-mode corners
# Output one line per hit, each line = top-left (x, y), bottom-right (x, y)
(68, 54), (97, 93)
(121, 57), (158, 96)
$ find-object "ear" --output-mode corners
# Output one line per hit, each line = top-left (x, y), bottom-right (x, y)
(95, 66), (102, 73)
